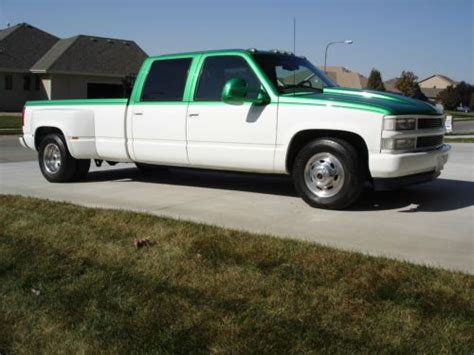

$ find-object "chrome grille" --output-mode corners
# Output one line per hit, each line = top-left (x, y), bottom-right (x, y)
(418, 118), (443, 129)
(416, 135), (444, 149)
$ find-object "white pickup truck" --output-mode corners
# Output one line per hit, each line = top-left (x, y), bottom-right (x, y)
(20, 49), (450, 209)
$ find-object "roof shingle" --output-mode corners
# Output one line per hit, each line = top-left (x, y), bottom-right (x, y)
(31, 35), (147, 77)
(0, 23), (59, 71)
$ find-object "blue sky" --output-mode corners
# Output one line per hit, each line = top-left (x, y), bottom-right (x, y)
(1, 0), (472, 82)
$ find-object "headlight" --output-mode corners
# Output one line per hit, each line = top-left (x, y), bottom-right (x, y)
(382, 138), (416, 151)
(384, 118), (416, 131)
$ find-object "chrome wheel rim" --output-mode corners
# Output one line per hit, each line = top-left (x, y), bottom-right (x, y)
(304, 153), (345, 198)
(43, 143), (62, 174)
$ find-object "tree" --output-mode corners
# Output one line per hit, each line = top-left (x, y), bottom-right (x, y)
(366, 69), (385, 91)
(437, 85), (461, 110)
(454, 81), (474, 107)
(395, 71), (424, 99)
(412, 85), (428, 101)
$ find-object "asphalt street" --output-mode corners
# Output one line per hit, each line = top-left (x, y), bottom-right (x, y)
(1, 136), (473, 273)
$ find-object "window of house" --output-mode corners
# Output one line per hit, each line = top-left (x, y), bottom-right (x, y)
(141, 58), (192, 101)
(35, 76), (41, 91)
(23, 75), (31, 91)
(4, 74), (13, 90)
(194, 56), (261, 101)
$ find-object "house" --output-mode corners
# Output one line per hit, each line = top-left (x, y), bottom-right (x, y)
(383, 77), (401, 94)
(319, 66), (368, 89)
(0, 23), (59, 111)
(384, 74), (458, 102)
(418, 74), (457, 90)
(418, 74), (458, 102)
(0, 23), (147, 111)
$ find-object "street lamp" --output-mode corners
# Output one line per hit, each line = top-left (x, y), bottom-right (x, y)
(324, 39), (353, 73)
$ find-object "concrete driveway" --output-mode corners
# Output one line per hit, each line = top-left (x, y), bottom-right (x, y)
(1, 137), (473, 274)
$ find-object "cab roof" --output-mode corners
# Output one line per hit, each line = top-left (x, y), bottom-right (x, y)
(147, 48), (297, 60)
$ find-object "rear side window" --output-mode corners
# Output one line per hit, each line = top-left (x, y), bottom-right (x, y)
(141, 58), (192, 101)
(194, 56), (261, 101)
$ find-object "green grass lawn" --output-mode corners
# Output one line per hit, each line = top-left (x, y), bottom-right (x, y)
(446, 130), (474, 136)
(445, 137), (474, 143)
(446, 111), (474, 120)
(0, 115), (22, 135)
(1, 195), (473, 353)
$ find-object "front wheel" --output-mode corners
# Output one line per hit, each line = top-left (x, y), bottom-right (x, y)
(292, 138), (365, 210)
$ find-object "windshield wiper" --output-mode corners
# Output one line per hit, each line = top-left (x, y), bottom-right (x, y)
(281, 85), (323, 93)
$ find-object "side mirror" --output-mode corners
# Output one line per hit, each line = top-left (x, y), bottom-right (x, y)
(254, 89), (270, 105)
(222, 78), (270, 105)
(222, 78), (248, 105)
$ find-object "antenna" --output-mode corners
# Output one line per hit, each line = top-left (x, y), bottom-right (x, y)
(293, 17), (296, 54)
(293, 17), (296, 96)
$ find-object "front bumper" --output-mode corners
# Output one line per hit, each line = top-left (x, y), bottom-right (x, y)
(373, 170), (440, 191)
(369, 143), (450, 181)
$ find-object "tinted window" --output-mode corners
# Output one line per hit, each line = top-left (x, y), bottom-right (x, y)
(141, 58), (192, 101)
(195, 56), (261, 101)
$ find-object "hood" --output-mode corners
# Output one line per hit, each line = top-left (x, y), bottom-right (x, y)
(279, 87), (442, 116)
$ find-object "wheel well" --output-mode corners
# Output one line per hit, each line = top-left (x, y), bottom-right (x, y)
(286, 130), (371, 178)
(35, 127), (64, 150)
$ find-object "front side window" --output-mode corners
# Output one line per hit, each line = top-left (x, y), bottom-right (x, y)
(252, 53), (335, 94)
(141, 58), (192, 101)
(4, 74), (13, 90)
(194, 56), (261, 101)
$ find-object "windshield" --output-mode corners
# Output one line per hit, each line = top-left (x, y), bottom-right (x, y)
(252, 53), (336, 94)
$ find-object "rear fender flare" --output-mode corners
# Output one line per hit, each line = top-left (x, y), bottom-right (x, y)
(32, 108), (96, 158)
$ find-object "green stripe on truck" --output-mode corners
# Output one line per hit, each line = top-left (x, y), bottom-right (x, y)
(25, 99), (129, 106)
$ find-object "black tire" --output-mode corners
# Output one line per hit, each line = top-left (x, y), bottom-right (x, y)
(38, 133), (89, 182)
(72, 159), (91, 181)
(292, 138), (365, 210)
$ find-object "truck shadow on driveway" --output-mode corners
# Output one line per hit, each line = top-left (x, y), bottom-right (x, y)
(85, 167), (473, 213)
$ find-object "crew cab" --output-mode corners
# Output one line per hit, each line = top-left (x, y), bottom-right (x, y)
(20, 49), (450, 209)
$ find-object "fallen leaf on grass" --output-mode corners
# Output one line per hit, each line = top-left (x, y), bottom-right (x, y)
(133, 238), (154, 248)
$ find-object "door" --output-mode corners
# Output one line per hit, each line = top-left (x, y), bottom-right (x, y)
(87, 83), (124, 98)
(186, 55), (277, 172)
(130, 57), (193, 165)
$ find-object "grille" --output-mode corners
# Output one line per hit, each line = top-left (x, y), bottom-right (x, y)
(418, 118), (443, 129)
(416, 135), (443, 149)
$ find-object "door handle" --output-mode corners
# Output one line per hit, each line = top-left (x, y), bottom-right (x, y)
(133, 110), (143, 116)
(188, 112), (200, 117)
